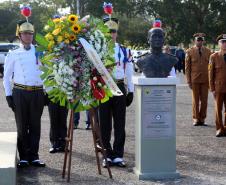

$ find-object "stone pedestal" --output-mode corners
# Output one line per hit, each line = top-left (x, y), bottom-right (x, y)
(132, 76), (180, 180)
(0, 132), (17, 185)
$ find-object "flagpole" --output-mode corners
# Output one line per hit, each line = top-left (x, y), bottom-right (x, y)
(77, 0), (80, 16)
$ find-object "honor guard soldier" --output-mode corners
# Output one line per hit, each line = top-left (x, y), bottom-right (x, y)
(209, 34), (226, 137)
(3, 19), (46, 167)
(185, 33), (211, 126)
(48, 101), (68, 153)
(47, 15), (69, 154)
(99, 16), (134, 167)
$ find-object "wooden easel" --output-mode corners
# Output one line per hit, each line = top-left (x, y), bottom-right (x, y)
(62, 108), (112, 182)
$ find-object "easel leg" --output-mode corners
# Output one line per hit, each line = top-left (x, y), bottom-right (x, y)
(89, 108), (113, 178)
(62, 110), (74, 182)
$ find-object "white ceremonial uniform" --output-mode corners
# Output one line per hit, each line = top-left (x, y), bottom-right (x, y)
(113, 43), (134, 92)
(99, 43), (134, 162)
(3, 43), (45, 162)
(3, 44), (43, 96)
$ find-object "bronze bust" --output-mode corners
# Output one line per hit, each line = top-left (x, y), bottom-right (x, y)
(136, 27), (178, 78)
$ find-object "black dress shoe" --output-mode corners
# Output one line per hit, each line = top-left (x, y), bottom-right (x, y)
(193, 121), (200, 126)
(86, 124), (91, 130)
(58, 146), (66, 152)
(17, 160), (29, 168)
(30, 160), (46, 167)
(74, 123), (79, 129)
(49, 147), (59, 153)
(199, 122), (207, 126)
(112, 158), (126, 168)
(113, 161), (126, 168)
(216, 130), (226, 137)
(102, 158), (112, 168)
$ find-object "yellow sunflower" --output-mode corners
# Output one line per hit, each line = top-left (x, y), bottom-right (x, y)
(48, 41), (55, 51)
(71, 24), (81, 34)
(69, 34), (76, 41)
(68, 14), (78, 23)
(53, 18), (61, 24)
(64, 39), (70, 44)
(45, 33), (54, 41)
(64, 32), (70, 39)
(57, 35), (63, 43)
(52, 28), (61, 36)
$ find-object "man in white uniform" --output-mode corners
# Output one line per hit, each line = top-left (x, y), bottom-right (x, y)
(99, 17), (134, 168)
(3, 20), (45, 168)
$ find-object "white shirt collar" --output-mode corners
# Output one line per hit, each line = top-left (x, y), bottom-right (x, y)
(19, 43), (34, 51)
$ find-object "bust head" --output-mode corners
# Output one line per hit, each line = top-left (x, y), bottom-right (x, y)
(136, 21), (178, 78)
(148, 28), (165, 50)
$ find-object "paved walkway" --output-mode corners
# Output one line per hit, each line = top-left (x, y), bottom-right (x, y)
(1, 73), (226, 185)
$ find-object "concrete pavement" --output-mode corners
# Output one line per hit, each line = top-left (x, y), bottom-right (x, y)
(1, 73), (226, 185)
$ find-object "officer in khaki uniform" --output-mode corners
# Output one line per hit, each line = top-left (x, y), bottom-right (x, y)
(209, 34), (226, 137)
(185, 33), (211, 126)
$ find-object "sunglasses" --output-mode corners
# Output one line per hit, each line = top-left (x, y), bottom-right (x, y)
(196, 38), (204, 42)
(220, 40), (226, 44)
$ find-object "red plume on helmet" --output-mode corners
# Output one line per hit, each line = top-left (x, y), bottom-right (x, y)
(20, 5), (32, 20)
(16, 5), (34, 36)
(152, 19), (162, 28)
(103, 2), (113, 15)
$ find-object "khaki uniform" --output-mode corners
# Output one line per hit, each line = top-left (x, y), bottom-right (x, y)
(185, 46), (211, 123)
(209, 51), (226, 132)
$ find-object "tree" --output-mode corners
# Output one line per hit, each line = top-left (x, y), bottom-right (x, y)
(1, 0), (226, 47)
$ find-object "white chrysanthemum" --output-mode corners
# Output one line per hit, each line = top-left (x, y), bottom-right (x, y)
(59, 62), (64, 69)
(68, 68), (74, 75)
(95, 43), (101, 52)
(97, 38), (101, 45)
(68, 87), (73, 91)
(90, 35), (94, 41)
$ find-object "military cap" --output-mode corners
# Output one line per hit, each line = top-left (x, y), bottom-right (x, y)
(16, 20), (34, 36)
(103, 17), (119, 32)
(216, 34), (226, 42)
(193, 33), (205, 41)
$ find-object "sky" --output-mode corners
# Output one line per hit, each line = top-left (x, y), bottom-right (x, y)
(0, 0), (19, 2)
(0, 0), (71, 15)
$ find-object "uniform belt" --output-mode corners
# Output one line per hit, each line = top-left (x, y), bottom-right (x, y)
(14, 83), (43, 91)
(115, 79), (124, 84)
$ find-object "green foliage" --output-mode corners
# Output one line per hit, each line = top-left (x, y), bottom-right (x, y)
(35, 33), (48, 49)
(1, 0), (226, 47)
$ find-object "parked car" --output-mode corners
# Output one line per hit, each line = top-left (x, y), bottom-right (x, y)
(0, 43), (19, 76)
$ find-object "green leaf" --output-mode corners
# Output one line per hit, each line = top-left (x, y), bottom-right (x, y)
(60, 96), (66, 107)
(36, 45), (46, 52)
(100, 95), (109, 103)
(39, 65), (48, 73)
(105, 89), (113, 97)
(47, 19), (55, 27)
(40, 72), (48, 80)
(35, 33), (48, 48)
